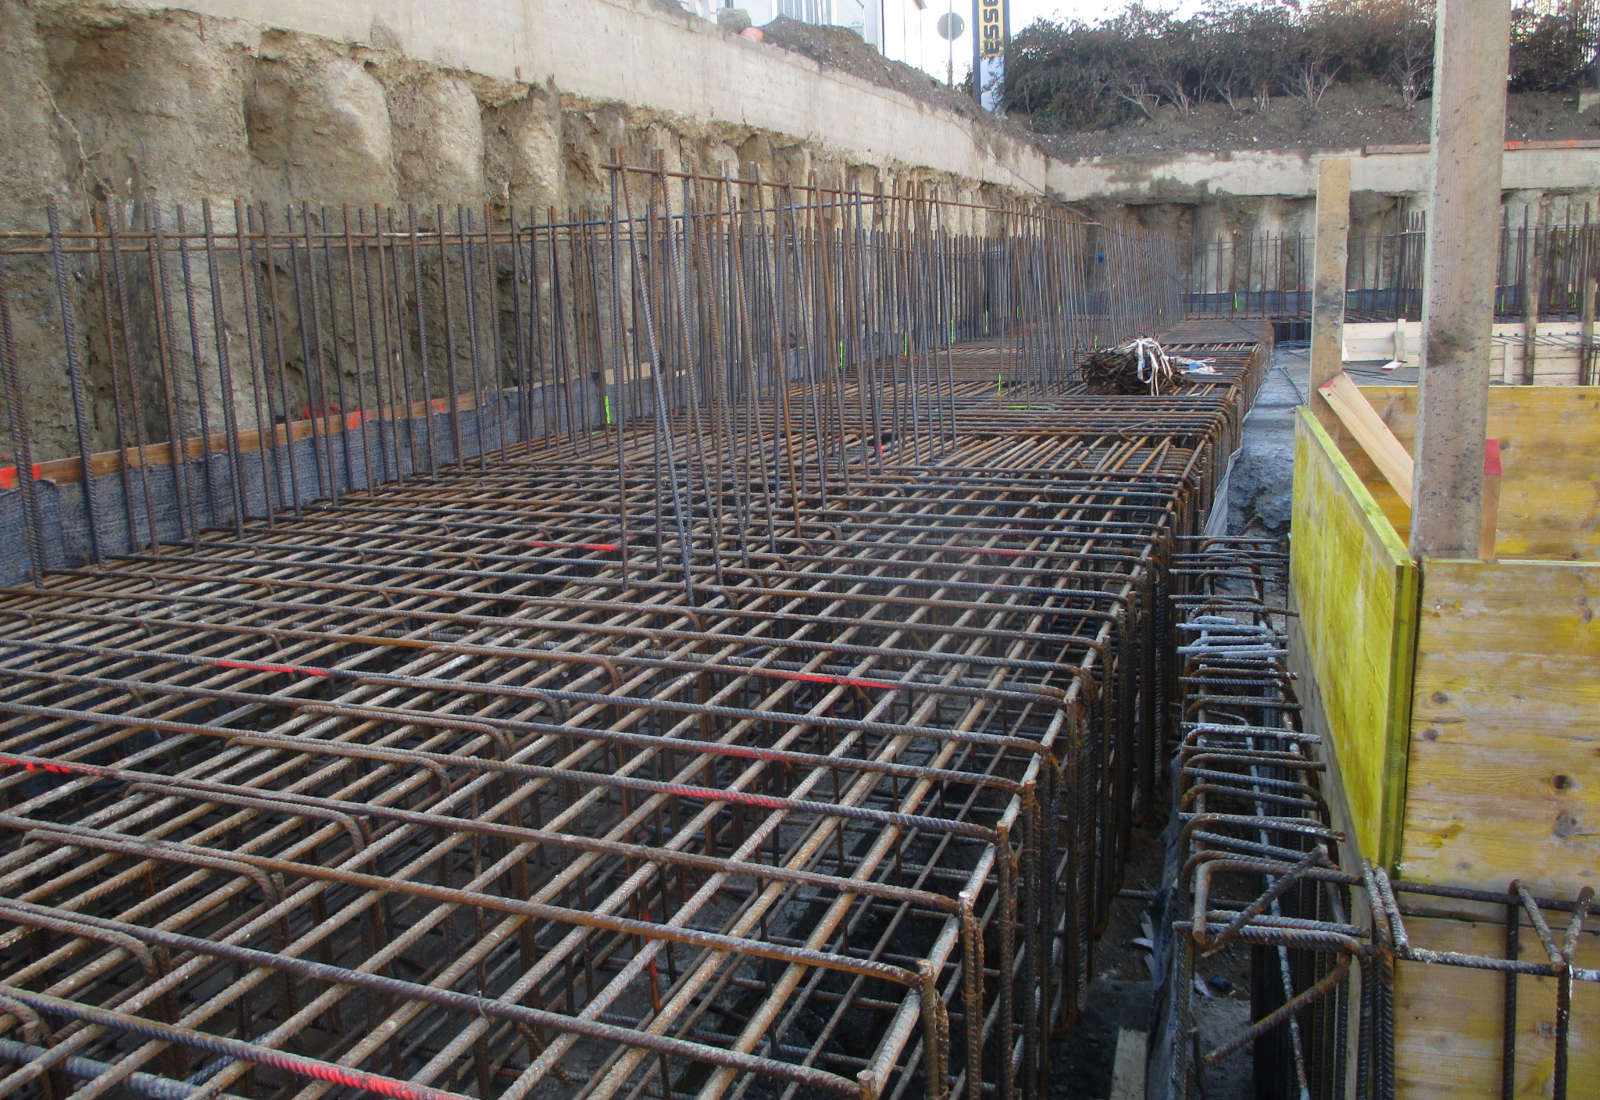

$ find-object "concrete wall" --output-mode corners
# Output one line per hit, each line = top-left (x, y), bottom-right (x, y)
(1046, 144), (1600, 207)
(8, 1), (1597, 244)
(1057, 144), (1600, 272)
(109, 0), (1041, 187)
(4, 0), (1075, 477)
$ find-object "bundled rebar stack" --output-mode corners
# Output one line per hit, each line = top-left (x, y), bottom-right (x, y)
(0, 164), (1262, 1100)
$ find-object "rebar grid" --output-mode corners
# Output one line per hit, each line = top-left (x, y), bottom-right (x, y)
(0, 160), (1184, 586)
(1, 161), (1250, 1100)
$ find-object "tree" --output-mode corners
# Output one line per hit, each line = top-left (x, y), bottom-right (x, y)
(1196, 1), (1296, 112)
(1510, 1), (1598, 92)
(1385, 4), (1435, 108)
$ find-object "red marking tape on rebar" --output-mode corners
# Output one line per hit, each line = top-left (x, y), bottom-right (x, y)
(213, 658), (336, 677)
(768, 668), (900, 692)
(525, 539), (620, 552)
(0, 752), (96, 777)
(933, 542), (1033, 558)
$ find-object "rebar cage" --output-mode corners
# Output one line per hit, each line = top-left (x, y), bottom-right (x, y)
(1, 163), (1262, 1100)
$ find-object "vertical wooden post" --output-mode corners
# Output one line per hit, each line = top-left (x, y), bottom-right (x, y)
(1411, 0), (1510, 559)
(1310, 157), (1351, 425)
(1581, 203), (1596, 386)
(1522, 206), (1540, 384)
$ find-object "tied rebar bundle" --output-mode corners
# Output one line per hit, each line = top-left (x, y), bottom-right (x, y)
(1080, 337), (1182, 395)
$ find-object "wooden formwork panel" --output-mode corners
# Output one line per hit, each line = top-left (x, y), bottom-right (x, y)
(1394, 913), (1598, 1098)
(1293, 387), (1599, 1097)
(1290, 409), (1419, 866)
(1355, 386), (1600, 562)
(1402, 558), (1600, 896)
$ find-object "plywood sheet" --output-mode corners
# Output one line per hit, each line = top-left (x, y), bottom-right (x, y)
(1291, 409), (1419, 864)
(1358, 386), (1600, 562)
(1402, 558), (1600, 895)
(1394, 914), (1599, 1097)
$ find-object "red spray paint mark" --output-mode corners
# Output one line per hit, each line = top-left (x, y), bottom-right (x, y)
(0, 465), (42, 491)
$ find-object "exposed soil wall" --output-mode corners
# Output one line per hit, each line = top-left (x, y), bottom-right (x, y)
(1, 0), (1042, 232)
(3, 0), (1596, 461)
(0, 0), (1030, 462)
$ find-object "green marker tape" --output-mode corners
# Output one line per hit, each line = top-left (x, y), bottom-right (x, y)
(838, 340), (845, 369)
(996, 372), (1003, 399)
(604, 394), (613, 426)
(903, 333), (910, 357)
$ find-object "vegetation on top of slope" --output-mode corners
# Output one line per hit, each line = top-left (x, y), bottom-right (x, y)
(1002, 0), (1599, 135)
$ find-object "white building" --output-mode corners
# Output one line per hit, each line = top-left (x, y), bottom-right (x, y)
(680, 0), (935, 59)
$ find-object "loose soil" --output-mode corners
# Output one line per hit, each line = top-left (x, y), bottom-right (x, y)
(1035, 82), (1600, 161)
(757, 17), (1000, 128)
(1046, 819), (1253, 1100)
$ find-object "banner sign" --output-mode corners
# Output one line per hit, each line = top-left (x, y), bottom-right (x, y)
(972, 0), (1008, 112)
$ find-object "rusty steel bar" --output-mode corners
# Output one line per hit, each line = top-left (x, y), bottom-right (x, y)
(0, 166), (1253, 1100)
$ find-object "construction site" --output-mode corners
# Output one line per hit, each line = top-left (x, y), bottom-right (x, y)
(0, 1), (1595, 1098)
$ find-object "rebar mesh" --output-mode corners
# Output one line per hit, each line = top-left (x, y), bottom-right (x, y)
(0, 164), (1259, 1100)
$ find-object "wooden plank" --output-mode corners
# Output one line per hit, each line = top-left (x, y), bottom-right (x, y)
(1310, 157), (1351, 427)
(1291, 409), (1419, 865)
(1109, 1029), (1147, 1100)
(1318, 372), (1415, 505)
(1394, 914), (1599, 1097)
(1401, 558), (1600, 896)
(1343, 320), (1593, 369)
(0, 386), (510, 490)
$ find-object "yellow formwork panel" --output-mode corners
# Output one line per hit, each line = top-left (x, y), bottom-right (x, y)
(1290, 409), (1419, 867)
(1295, 388), (1599, 1097)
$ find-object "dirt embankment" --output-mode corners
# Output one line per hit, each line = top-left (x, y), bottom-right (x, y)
(757, 17), (986, 123)
(1034, 83), (1600, 161)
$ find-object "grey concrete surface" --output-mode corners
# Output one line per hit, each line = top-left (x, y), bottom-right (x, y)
(1221, 343), (1422, 541)
(1225, 343), (1308, 539)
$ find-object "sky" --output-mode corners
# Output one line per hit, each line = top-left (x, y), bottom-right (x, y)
(881, 0), (1208, 86)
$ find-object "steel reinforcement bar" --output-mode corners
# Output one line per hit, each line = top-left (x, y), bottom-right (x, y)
(1154, 537), (1598, 1100)
(1, 163), (1259, 1100)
